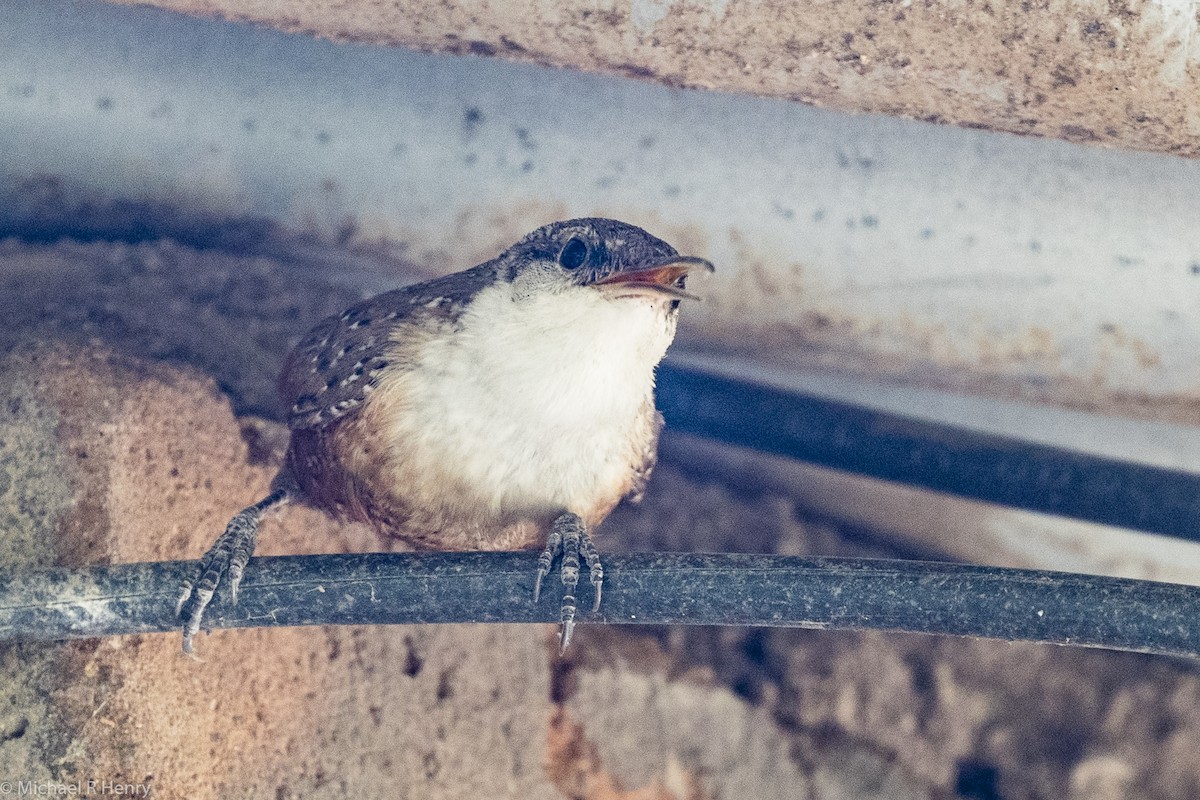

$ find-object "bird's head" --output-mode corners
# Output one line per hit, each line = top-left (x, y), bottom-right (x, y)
(500, 218), (714, 308)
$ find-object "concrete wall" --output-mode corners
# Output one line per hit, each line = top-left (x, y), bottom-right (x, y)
(109, 0), (1200, 159)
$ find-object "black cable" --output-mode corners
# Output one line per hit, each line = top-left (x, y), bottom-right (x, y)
(657, 364), (1200, 541)
(3, 552), (1199, 658)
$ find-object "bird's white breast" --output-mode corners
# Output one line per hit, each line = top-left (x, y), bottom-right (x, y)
(373, 282), (677, 522)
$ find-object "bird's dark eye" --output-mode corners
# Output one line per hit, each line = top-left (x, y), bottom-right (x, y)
(558, 237), (589, 270)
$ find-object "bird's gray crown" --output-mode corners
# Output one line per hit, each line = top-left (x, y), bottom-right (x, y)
(502, 218), (680, 285)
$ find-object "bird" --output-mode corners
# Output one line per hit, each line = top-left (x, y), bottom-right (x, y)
(176, 217), (713, 654)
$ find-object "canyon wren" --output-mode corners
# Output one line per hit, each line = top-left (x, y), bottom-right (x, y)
(176, 218), (713, 654)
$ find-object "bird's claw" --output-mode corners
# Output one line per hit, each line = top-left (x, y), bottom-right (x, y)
(533, 527), (559, 603)
(560, 597), (577, 654)
(534, 512), (604, 653)
(177, 507), (260, 654)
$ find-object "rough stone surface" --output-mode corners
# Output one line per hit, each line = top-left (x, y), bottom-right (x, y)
(559, 669), (814, 800)
(5, 237), (1200, 798)
(0, 340), (560, 798)
(0, 236), (366, 419)
(111, 0), (1200, 159)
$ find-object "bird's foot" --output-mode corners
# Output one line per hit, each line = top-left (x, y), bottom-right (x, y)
(176, 506), (262, 655)
(534, 512), (604, 654)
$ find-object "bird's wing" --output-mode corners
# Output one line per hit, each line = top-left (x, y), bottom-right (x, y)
(281, 263), (497, 430)
(624, 406), (664, 505)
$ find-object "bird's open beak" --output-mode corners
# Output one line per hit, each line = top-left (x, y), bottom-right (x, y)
(594, 255), (715, 301)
